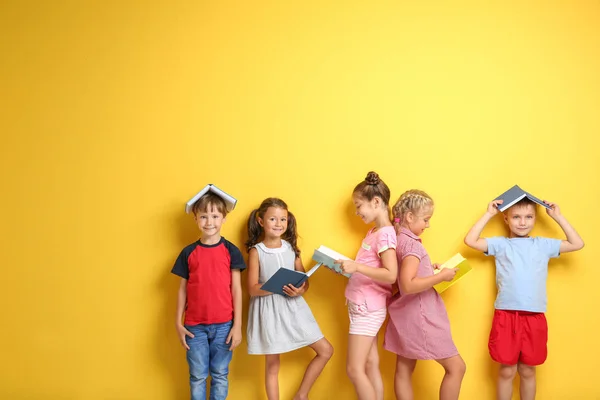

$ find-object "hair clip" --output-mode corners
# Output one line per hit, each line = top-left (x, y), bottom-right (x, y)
(393, 218), (400, 223)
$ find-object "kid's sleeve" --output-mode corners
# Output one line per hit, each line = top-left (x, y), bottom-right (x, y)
(376, 229), (397, 256)
(540, 238), (562, 258)
(399, 239), (423, 261)
(227, 242), (247, 271)
(485, 237), (506, 257)
(171, 249), (190, 279)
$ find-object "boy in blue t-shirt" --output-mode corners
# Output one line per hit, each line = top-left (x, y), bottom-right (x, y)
(464, 196), (584, 400)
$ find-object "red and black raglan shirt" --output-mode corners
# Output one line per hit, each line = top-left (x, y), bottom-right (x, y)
(171, 238), (247, 326)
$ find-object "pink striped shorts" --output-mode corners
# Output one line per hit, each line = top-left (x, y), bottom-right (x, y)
(348, 301), (387, 337)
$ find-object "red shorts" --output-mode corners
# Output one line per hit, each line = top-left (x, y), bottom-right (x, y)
(488, 309), (548, 366)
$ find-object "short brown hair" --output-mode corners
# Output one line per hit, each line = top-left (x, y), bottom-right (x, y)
(509, 197), (536, 211)
(191, 193), (228, 216)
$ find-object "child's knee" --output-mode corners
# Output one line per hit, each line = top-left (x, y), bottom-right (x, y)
(395, 365), (413, 380)
(209, 362), (229, 379)
(365, 349), (379, 371)
(187, 354), (209, 382)
(320, 342), (334, 360)
(452, 358), (467, 377)
(346, 362), (364, 380)
(265, 357), (280, 375)
(365, 357), (379, 373)
(190, 367), (208, 382)
(517, 364), (536, 380)
(498, 364), (518, 380)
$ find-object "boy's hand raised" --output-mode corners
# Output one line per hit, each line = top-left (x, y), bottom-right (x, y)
(176, 323), (194, 350)
(544, 201), (561, 218)
(487, 200), (503, 216)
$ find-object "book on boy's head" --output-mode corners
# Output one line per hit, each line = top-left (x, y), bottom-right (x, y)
(433, 253), (473, 294)
(494, 185), (550, 212)
(185, 184), (237, 214)
(260, 263), (323, 296)
(312, 245), (352, 278)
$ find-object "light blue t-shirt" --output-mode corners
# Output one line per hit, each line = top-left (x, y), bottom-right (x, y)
(485, 237), (561, 313)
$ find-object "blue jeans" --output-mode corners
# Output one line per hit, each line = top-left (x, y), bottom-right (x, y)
(185, 321), (233, 400)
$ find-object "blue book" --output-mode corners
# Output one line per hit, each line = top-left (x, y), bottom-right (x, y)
(494, 185), (551, 212)
(260, 263), (322, 296)
(312, 245), (352, 278)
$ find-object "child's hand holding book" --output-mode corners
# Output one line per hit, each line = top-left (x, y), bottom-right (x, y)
(283, 282), (307, 297)
(438, 267), (459, 282)
(337, 259), (359, 274)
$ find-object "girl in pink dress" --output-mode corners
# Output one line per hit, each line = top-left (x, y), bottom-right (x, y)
(384, 190), (466, 400)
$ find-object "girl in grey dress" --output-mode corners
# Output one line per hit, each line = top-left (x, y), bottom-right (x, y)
(246, 198), (333, 400)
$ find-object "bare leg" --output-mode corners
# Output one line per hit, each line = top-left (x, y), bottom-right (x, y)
(365, 339), (384, 400)
(517, 363), (536, 400)
(394, 355), (416, 400)
(265, 354), (280, 400)
(347, 334), (378, 400)
(435, 355), (466, 400)
(497, 364), (517, 400)
(293, 338), (334, 400)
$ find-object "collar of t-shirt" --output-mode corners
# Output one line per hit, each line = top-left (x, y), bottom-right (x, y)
(399, 227), (422, 242)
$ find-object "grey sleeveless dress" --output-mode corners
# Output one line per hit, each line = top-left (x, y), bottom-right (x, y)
(246, 240), (324, 354)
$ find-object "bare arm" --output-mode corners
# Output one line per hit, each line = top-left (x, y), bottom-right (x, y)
(545, 201), (585, 253)
(176, 278), (187, 325)
(246, 248), (271, 297)
(175, 278), (193, 349)
(227, 269), (243, 350)
(338, 248), (398, 284)
(398, 256), (457, 294)
(464, 200), (502, 252)
(294, 256), (309, 291)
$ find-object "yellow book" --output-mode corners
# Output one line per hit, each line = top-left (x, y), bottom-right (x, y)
(433, 253), (472, 293)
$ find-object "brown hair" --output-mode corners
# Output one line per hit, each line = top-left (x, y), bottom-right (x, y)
(509, 197), (536, 211)
(353, 171), (391, 206)
(191, 193), (228, 217)
(245, 197), (300, 257)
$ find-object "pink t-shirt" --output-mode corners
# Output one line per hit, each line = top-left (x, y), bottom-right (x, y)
(345, 226), (397, 311)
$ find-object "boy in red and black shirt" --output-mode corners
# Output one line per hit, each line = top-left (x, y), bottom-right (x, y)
(171, 192), (246, 400)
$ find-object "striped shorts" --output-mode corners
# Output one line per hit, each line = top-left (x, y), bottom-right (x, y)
(348, 301), (386, 337)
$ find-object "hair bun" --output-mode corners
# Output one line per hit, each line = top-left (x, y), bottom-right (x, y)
(365, 171), (380, 186)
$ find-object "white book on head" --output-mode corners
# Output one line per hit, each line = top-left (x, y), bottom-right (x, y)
(185, 184), (237, 214)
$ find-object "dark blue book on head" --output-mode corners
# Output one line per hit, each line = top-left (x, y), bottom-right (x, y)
(494, 185), (551, 212)
(260, 263), (322, 296)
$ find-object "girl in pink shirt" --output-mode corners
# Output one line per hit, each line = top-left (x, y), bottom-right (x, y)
(384, 190), (466, 400)
(335, 171), (398, 400)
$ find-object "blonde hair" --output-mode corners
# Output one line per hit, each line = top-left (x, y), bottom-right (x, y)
(392, 189), (434, 230)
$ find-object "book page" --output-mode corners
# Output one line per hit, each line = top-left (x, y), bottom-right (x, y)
(209, 184), (237, 204)
(317, 245), (351, 260)
(305, 263), (322, 277)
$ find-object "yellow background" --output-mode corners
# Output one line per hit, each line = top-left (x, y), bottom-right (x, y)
(1, 1), (599, 399)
